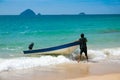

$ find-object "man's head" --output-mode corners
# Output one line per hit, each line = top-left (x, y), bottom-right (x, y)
(81, 33), (84, 38)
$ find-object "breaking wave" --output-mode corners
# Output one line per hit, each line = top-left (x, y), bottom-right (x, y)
(0, 48), (120, 72)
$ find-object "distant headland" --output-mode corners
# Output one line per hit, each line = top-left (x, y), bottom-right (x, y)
(79, 12), (86, 15)
(20, 9), (41, 16)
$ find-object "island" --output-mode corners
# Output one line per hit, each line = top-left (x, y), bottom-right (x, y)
(20, 9), (36, 16)
(37, 13), (42, 16)
(79, 12), (86, 15)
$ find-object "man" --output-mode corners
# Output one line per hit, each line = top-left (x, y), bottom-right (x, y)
(78, 33), (88, 62)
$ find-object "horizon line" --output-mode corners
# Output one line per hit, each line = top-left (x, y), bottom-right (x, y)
(0, 13), (120, 16)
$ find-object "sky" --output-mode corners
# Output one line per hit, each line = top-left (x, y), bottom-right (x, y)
(0, 0), (120, 15)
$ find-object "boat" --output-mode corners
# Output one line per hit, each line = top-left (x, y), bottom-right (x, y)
(23, 41), (79, 55)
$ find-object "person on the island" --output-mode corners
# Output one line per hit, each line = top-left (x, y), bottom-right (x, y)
(78, 33), (88, 62)
(28, 42), (34, 50)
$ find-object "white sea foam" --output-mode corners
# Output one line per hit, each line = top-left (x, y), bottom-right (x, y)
(88, 50), (107, 61)
(0, 55), (72, 72)
(72, 48), (120, 62)
(104, 48), (120, 56)
(0, 48), (120, 72)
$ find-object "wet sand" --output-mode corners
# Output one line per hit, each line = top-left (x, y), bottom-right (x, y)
(0, 62), (120, 80)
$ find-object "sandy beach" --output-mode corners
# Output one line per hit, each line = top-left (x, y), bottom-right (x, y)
(69, 73), (120, 80)
(0, 61), (120, 80)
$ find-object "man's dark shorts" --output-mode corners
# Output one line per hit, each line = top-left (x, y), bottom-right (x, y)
(80, 48), (87, 55)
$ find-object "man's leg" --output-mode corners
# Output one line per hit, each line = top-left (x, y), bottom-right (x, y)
(84, 48), (88, 61)
(80, 51), (82, 61)
(78, 49), (83, 62)
(79, 49), (83, 60)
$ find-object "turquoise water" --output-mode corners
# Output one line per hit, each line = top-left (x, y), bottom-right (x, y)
(0, 15), (120, 58)
(0, 15), (120, 72)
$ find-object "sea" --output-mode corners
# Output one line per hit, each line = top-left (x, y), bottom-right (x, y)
(0, 15), (120, 72)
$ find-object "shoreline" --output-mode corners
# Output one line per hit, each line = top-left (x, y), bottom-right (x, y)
(0, 62), (120, 80)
